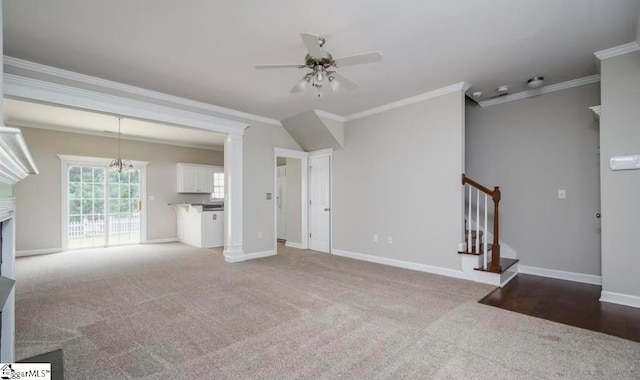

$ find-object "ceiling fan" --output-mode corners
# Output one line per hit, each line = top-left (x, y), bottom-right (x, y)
(255, 33), (383, 97)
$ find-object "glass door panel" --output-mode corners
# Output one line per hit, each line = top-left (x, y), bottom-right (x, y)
(107, 169), (141, 246)
(68, 165), (107, 249)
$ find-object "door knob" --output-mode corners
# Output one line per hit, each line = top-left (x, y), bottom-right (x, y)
(324, 208), (330, 212)
(596, 213), (601, 219)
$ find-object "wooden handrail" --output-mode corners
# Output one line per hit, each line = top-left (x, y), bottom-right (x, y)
(462, 173), (502, 273)
(461, 173), (494, 196)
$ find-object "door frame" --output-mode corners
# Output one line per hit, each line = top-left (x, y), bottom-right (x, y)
(58, 154), (149, 251)
(273, 148), (308, 251)
(308, 148), (333, 253)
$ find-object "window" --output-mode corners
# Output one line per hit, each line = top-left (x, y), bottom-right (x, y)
(211, 172), (224, 200)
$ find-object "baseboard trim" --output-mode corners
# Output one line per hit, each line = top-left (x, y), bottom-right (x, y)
(332, 249), (467, 280)
(16, 248), (63, 257)
(518, 265), (602, 285)
(600, 291), (640, 309)
(143, 238), (179, 244)
(243, 250), (277, 261)
(284, 241), (303, 249)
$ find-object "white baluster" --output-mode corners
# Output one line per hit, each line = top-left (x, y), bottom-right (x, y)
(468, 185), (472, 252)
(475, 188), (480, 254)
(484, 193), (488, 269)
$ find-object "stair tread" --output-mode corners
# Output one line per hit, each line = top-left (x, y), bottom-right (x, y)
(458, 245), (492, 255)
(474, 258), (519, 274)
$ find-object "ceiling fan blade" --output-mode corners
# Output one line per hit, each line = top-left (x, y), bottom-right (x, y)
(330, 71), (359, 91)
(333, 51), (382, 67)
(301, 33), (322, 59)
(255, 64), (304, 70)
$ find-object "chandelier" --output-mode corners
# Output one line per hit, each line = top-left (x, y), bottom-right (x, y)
(109, 117), (133, 172)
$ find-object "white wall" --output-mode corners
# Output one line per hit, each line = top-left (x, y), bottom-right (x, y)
(333, 90), (466, 270)
(600, 50), (640, 298)
(13, 127), (223, 251)
(466, 83), (601, 275)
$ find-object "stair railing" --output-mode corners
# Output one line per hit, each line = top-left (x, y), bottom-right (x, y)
(461, 174), (501, 273)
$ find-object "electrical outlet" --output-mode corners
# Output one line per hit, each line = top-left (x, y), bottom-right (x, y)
(257, 231), (263, 239)
(558, 189), (566, 199)
(387, 236), (393, 244)
(373, 234), (378, 242)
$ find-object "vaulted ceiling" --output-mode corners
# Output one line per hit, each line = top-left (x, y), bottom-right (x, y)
(4, 0), (640, 120)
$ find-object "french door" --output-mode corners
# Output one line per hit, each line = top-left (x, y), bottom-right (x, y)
(67, 164), (142, 249)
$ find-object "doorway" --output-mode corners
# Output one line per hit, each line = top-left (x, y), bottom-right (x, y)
(60, 155), (148, 250)
(276, 162), (287, 242)
(273, 148), (308, 252)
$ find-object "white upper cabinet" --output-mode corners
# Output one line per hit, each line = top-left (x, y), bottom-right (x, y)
(177, 163), (222, 194)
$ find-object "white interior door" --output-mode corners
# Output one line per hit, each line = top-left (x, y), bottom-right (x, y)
(276, 166), (287, 240)
(309, 155), (330, 253)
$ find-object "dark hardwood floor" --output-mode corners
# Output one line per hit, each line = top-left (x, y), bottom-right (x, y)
(479, 274), (640, 343)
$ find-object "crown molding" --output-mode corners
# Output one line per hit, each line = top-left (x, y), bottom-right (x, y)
(314, 110), (345, 123)
(4, 73), (251, 137)
(342, 82), (471, 122)
(3, 56), (282, 127)
(589, 105), (601, 120)
(594, 42), (640, 61)
(8, 121), (224, 151)
(477, 75), (600, 108)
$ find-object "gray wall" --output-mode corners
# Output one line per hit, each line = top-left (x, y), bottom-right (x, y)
(14, 127), (223, 251)
(281, 111), (342, 152)
(334, 90), (465, 270)
(466, 83), (601, 275)
(316, 114), (344, 148)
(285, 158), (302, 244)
(600, 51), (640, 297)
(242, 121), (301, 253)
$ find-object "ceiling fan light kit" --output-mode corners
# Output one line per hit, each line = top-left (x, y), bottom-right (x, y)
(255, 33), (383, 97)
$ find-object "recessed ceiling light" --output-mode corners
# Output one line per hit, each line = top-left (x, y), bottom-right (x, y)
(497, 86), (509, 93)
(472, 91), (482, 98)
(527, 76), (545, 88)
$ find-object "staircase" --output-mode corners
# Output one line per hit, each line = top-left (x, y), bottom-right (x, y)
(458, 174), (518, 287)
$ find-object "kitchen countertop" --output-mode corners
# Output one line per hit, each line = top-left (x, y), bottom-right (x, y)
(169, 203), (224, 211)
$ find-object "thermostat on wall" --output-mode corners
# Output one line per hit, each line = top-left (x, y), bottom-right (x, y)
(609, 155), (640, 171)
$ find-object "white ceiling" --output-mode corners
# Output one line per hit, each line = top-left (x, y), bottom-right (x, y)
(4, 99), (227, 150)
(4, 0), (640, 120)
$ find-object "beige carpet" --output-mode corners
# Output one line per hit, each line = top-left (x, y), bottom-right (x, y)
(15, 243), (640, 379)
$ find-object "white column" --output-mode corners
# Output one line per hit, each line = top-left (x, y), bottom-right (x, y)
(223, 133), (245, 262)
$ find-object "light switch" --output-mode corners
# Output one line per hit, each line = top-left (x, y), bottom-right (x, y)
(148, 195), (155, 201)
(558, 189), (566, 199)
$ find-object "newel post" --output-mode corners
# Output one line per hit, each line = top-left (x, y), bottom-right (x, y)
(490, 186), (502, 272)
